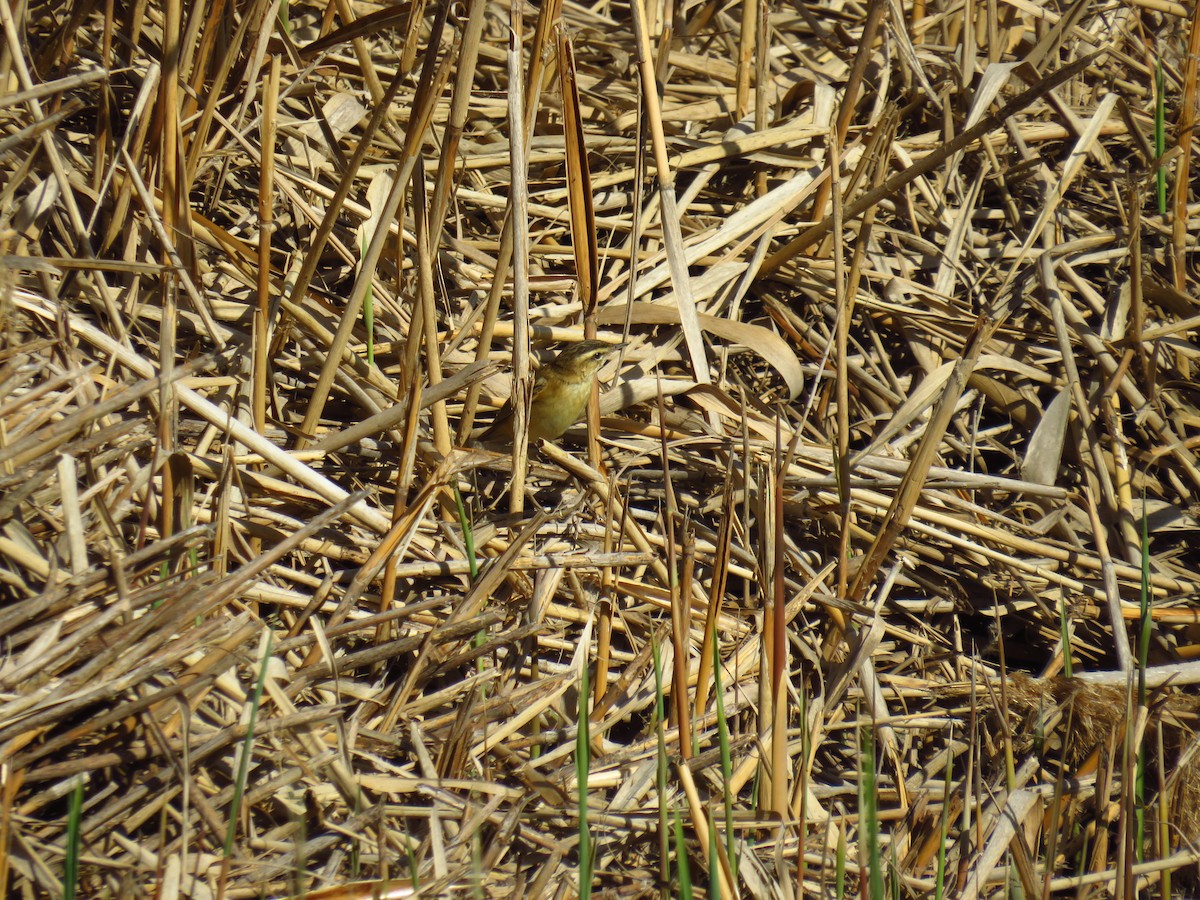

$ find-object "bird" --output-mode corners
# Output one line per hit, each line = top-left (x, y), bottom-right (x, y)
(477, 340), (626, 445)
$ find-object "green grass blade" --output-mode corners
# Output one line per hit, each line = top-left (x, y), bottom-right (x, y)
(673, 807), (693, 899)
(860, 724), (884, 900)
(653, 637), (670, 896)
(224, 632), (274, 859)
(935, 730), (953, 899)
(708, 821), (720, 900)
(454, 486), (479, 581)
(62, 776), (84, 900)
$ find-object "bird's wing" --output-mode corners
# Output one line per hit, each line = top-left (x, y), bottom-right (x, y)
(528, 366), (553, 401)
(476, 366), (548, 442)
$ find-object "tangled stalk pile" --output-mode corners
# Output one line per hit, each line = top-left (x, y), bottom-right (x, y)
(2, 0), (1199, 896)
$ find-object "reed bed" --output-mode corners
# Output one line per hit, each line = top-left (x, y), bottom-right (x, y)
(2, 0), (1200, 896)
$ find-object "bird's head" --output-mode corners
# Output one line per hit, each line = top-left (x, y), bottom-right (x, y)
(549, 340), (626, 379)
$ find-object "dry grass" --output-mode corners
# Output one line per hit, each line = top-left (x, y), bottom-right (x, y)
(2, 0), (1200, 897)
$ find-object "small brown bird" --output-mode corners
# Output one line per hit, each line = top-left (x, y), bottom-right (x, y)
(478, 340), (626, 445)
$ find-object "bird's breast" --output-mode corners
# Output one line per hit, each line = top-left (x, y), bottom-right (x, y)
(528, 375), (593, 441)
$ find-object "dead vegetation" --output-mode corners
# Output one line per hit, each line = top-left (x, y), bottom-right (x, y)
(2, 0), (1200, 896)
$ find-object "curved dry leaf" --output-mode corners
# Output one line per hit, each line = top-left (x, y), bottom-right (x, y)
(1131, 498), (1200, 534)
(1102, 276), (1130, 341)
(618, 163), (828, 304)
(291, 91), (368, 156)
(1021, 386), (1070, 486)
(361, 171), (394, 244)
(600, 375), (697, 414)
(975, 352), (1057, 384)
(597, 301), (804, 399)
(859, 361), (955, 458)
(685, 384), (785, 442)
(13, 177), (59, 236)
(322, 91), (369, 138)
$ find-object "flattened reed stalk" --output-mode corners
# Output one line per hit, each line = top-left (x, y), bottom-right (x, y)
(505, 0), (530, 514)
(6, 0), (1200, 897)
